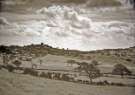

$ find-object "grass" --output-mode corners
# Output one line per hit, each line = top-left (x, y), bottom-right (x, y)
(0, 70), (135, 95)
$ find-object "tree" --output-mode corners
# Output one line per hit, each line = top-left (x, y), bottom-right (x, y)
(112, 64), (132, 78)
(76, 63), (101, 83)
(85, 64), (101, 83)
(0, 45), (12, 54)
(41, 42), (44, 46)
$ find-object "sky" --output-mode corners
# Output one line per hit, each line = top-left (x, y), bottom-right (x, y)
(0, 0), (135, 51)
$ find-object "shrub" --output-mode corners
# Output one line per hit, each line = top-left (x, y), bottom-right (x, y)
(126, 58), (132, 62)
(40, 72), (47, 78)
(6, 64), (15, 72)
(110, 82), (125, 86)
(61, 74), (70, 81)
(23, 68), (38, 76)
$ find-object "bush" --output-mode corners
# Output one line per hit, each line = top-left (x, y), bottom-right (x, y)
(23, 68), (38, 76)
(6, 64), (15, 72)
(61, 74), (70, 81)
(110, 82), (125, 86)
(126, 58), (132, 62)
(40, 72), (47, 78)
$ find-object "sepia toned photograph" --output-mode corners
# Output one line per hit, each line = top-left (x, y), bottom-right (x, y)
(0, 0), (135, 95)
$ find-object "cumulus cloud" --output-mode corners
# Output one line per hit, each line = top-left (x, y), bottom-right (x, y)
(0, 5), (135, 50)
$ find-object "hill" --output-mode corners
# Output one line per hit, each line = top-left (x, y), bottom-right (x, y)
(1, 44), (135, 67)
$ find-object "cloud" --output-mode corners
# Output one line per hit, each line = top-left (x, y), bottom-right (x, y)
(0, 5), (135, 50)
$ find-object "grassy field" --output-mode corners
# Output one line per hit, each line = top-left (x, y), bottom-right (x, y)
(0, 69), (135, 95)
